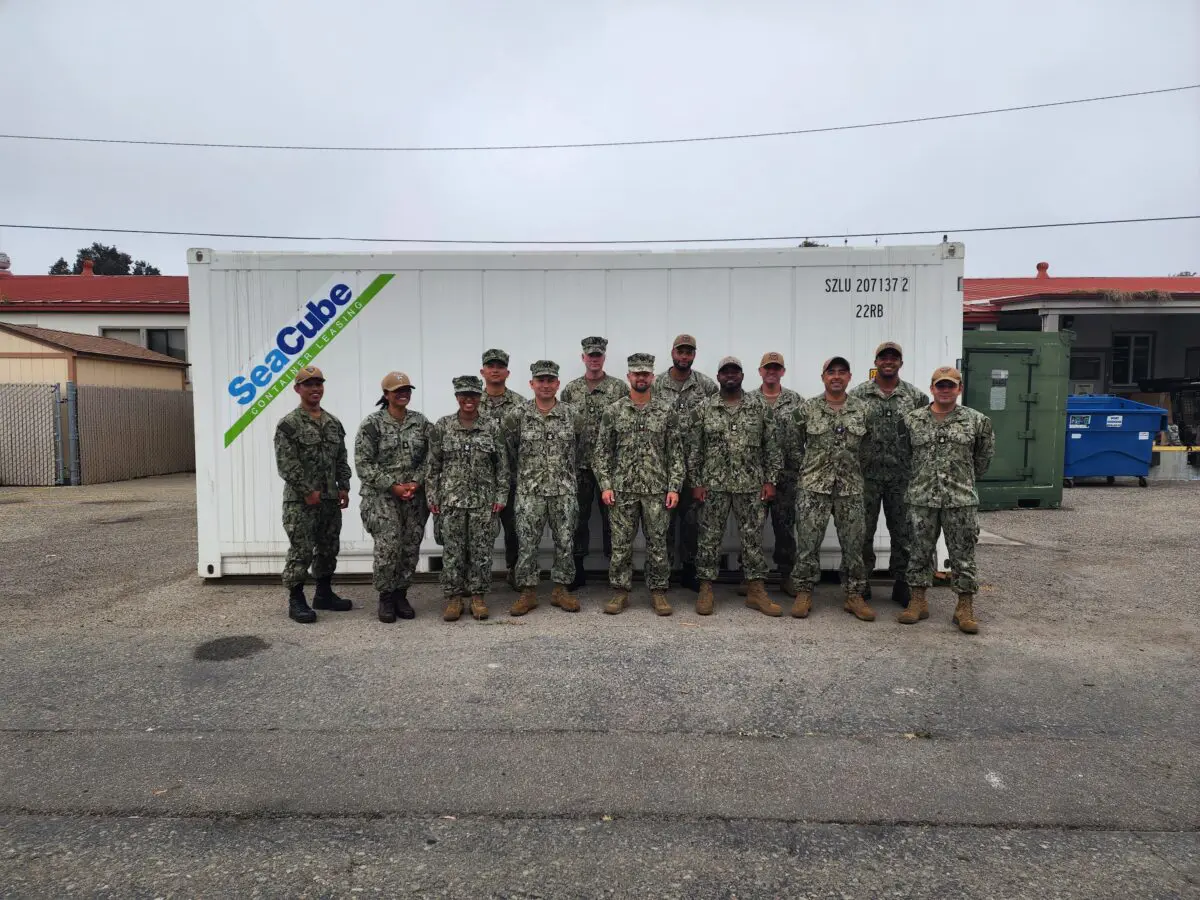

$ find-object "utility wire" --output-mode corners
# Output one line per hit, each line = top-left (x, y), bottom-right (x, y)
(0, 215), (1195, 246)
(0, 85), (1195, 153)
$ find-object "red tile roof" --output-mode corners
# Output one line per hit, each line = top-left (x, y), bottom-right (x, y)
(0, 272), (188, 313)
(963, 265), (1200, 324)
(0, 322), (189, 367)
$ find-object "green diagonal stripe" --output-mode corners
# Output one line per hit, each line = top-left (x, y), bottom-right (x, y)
(223, 273), (395, 448)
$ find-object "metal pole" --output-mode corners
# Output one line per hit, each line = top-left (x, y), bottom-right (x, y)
(67, 382), (81, 486)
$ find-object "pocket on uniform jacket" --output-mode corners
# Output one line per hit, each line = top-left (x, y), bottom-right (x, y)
(846, 421), (867, 437)
(299, 430), (323, 446)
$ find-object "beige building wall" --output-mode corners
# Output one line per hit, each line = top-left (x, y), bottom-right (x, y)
(75, 358), (185, 390)
(0, 332), (70, 386)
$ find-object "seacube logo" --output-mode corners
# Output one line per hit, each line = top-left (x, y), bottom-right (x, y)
(222, 272), (394, 448)
(228, 283), (354, 405)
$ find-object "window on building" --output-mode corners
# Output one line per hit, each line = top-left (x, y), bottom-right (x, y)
(1069, 356), (1103, 381)
(101, 328), (142, 345)
(147, 328), (188, 362)
(1111, 333), (1153, 386)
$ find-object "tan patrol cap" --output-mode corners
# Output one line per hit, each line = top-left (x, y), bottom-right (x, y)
(931, 366), (962, 385)
(672, 333), (697, 350)
(381, 371), (414, 391)
(760, 351), (785, 368)
(875, 341), (903, 358)
(822, 356), (851, 373)
(717, 355), (743, 371)
(294, 365), (325, 384)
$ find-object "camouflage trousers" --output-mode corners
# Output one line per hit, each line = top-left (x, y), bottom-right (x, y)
(696, 491), (768, 582)
(794, 490), (867, 595)
(767, 478), (799, 575)
(572, 468), (612, 559)
(360, 491), (429, 593)
(666, 481), (701, 570)
(281, 500), (342, 588)
(439, 506), (498, 597)
(862, 478), (914, 578)
(515, 492), (578, 588)
(906, 505), (980, 594)
(608, 493), (671, 591)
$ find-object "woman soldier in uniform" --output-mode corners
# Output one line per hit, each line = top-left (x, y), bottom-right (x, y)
(354, 372), (431, 622)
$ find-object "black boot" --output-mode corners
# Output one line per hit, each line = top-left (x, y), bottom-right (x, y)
(863, 582), (874, 604)
(312, 577), (352, 611)
(377, 590), (397, 623)
(892, 579), (911, 607)
(287, 585), (316, 624)
(680, 563), (701, 592)
(568, 556), (587, 591)
(393, 587), (415, 620)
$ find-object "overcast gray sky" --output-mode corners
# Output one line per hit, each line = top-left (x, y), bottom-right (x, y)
(1, 0), (1197, 276)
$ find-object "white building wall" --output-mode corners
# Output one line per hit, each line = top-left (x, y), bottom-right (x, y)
(0, 311), (189, 333)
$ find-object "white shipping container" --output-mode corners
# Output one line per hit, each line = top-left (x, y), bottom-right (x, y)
(188, 245), (964, 579)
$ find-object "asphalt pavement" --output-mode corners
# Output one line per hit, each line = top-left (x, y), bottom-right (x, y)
(0, 475), (1196, 898)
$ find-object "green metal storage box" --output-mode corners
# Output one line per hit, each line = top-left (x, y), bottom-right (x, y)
(961, 330), (1071, 510)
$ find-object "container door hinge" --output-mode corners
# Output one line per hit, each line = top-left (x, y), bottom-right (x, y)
(1017, 430), (1036, 440)
(1018, 466), (1034, 476)
(1018, 392), (1039, 403)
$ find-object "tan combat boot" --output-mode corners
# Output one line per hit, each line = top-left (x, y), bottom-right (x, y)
(897, 587), (929, 625)
(510, 588), (538, 617)
(696, 581), (715, 615)
(443, 596), (463, 622)
(651, 591), (673, 616)
(604, 591), (628, 615)
(551, 583), (580, 612)
(953, 594), (979, 634)
(844, 593), (876, 622)
(744, 580), (783, 617)
(791, 592), (812, 618)
(469, 595), (489, 620)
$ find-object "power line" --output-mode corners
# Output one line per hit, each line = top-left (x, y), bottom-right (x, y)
(1, 85), (1195, 153)
(0, 215), (1195, 246)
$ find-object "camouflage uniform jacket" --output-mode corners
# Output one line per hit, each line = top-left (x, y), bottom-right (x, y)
(784, 395), (870, 496)
(426, 414), (509, 510)
(753, 387), (804, 480)
(654, 368), (719, 415)
(478, 387), (526, 427)
(904, 405), (996, 507)
(501, 400), (584, 497)
(593, 396), (685, 495)
(561, 374), (627, 471)
(850, 379), (931, 484)
(688, 392), (782, 493)
(274, 407), (351, 502)
(354, 409), (432, 497)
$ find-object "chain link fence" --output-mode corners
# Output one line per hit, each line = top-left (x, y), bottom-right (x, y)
(0, 384), (60, 486)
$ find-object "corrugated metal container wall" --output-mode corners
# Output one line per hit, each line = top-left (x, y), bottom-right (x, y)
(188, 246), (964, 577)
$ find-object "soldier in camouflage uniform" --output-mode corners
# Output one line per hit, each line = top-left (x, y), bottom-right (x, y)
(901, 366), (996, 634)
(427, 375), (509, 622)
(274, 365), (352, 624)
(655, 333), (719, 590)
(561, 336), (627, 590)
(848, 341), (930, 607)
(689, 356), (782, 617)
(355, 371), (431, 623)
(477, 349), (526, 590)
(752, 351), (805, 596)
(594, 352), (685, 616)
(500, 360), (585, 616)
(783, 356), (875, 622)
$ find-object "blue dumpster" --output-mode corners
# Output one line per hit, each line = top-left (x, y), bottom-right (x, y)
(1064, 395), (1168, 487)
